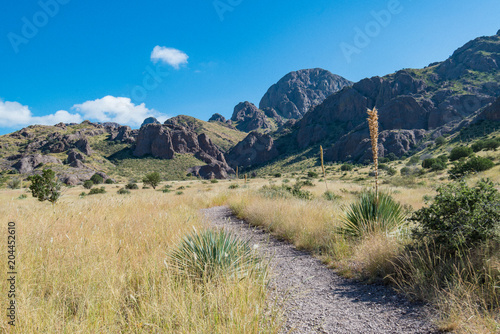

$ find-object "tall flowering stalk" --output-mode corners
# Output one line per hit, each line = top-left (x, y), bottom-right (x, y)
(320, 145), (328, 190)
(367, 107), (379, 201)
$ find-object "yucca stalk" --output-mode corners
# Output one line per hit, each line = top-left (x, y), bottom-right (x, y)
(320, 145), (328, 190)
(236, 166), (239, 180)
(244, 174), (247, 184)
(367, 107), (379, 201)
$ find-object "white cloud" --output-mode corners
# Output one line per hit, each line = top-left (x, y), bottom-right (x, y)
(0, 100), (82, 127)
(151, 46), (189, 69)
(72, 95), (167, 127)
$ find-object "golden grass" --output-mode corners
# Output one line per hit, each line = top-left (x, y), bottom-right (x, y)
(0, 187), (281, 333)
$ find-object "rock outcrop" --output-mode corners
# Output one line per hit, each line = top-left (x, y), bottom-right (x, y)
(259, 68), (352, 119)
(209, 113), (227, 123)
(230, 102), (273, 132)
(226, 132), (279, 168)
(133, 123), (234, 179)
(12, 154), (62, 174)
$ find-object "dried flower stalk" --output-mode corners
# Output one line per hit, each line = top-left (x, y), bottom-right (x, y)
(367, 107), (379, 200)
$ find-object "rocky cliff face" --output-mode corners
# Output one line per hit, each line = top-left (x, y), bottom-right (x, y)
(133, 123), (234, 178)
(259, 68), (352, 119)
(226, 132), (279, 168)
(230, 102), (274, 132)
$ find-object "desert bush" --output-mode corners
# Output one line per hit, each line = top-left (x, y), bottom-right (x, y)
(274, 173), (282, 178)
(7, 177), (21, 189)
(437, 154), (449, 163)
(168, 229), (262, 281)
(435, 136), (446, 146)
(323, 191), (340, 201)
(301, 179), (315, 187)
(88, 187), (106, 195)
(411, 179), (500, 253)
(27, 169), (61, 204)
(472, 138), (500, 152)
(210, 179), (219, 184)
(339, 191), (407, 238)
(259, 183), (313, 200)
(18, 194), (27, 200)
(90, 173), (104, 185)
(125, 183), (139, 190)
(307, 171), (318, 178)
(422, 158), (446, 171)
(449, 146), (473, 161)
(177, 186), (186, 190)
(229, 184), (239, 189)
(105, 178), (114, 184)
(341, 164), (354, 171)
(143, 172), (161, 189)
(449, 156), (495, 179)
(176, 191), (184, 195)
(117, 188), (130, 195)
(83, 180), (94, 189)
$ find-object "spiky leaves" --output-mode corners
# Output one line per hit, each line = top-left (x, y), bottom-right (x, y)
(339, 191), (407, 238)
(168, 229), (263, 281)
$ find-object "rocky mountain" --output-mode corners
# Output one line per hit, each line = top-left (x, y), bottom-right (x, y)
(134, 122), (235, 179)
(226, 132), (279, 168)
(259, 68), (353, 119)
(229, 102), (277, 132)
(227, 30), (500, 166)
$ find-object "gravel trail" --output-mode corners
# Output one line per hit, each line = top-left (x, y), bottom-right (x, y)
(202, 206), (439, 334)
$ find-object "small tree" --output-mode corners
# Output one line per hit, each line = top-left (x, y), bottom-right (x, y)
(90, 173), (104, 185)
(83, 180), (94, 189)
(142, 172), (161, 189)
(449, 146), (473, 161)
(27, 169), (61, 204)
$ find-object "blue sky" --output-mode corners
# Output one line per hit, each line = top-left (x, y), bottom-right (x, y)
(0, 0), (499, 135)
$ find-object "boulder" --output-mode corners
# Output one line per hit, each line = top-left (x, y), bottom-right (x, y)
(141, 117), (161, 128)
(226, 132), (279, 168)
(12, 154), (62, 174)
(60, 174), (80, 186)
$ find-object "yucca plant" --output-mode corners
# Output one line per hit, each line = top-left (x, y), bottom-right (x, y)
(168, 229), (263, 281)
(339, 191), (407, 238)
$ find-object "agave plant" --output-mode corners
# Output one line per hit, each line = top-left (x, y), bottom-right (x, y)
(168, 229), (263, 280)
(339, 191), (407, 238)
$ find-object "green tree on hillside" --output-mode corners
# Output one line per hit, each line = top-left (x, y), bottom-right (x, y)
(143, 172), (162, 189)
(27, 169), (61, 204)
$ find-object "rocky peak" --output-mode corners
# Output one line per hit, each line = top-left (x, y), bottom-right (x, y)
(259, 68), (352, 119)
(209, 113), (227, 123)
(141, 117), (161, 128)
(226, 132), (279, 168)
(230, 102), (272, 132)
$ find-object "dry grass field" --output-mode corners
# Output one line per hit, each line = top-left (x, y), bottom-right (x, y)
(0, 159), (498, 333)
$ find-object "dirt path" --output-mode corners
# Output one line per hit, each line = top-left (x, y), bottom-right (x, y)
(202, 206), (439, 334)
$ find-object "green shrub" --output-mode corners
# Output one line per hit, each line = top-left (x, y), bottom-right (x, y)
(125, 183), (139, 190)
(105, 178), (114, 184)
(176, 191), (184, 195)
(301, 180), (315, 187)
(229, 184), (239, 189)
(210, 179), (219, 184)
(472, 138), (500, 152)
(282, 179), (290, 183)
(7, 178), (21, 189)
(27, 169), (61, 204)
(422, 158), (446, 171)
(449, 146), (473, 161)
(386, 153), (398, 161)
(411, 179), (500, 253)
(18, 194), (27, 200)
(90, 173), (104, 185)
(437, 154), (448, 163)
(449, 156), (495, 179)
(435, 136), (446, 146)
(307, 171), (318, 178)
(162, 188), (172, 193)
(340, 164), (354, 171)
(142, 172), (161, 189)
(177, 186), (186, 190)
(117, 188), (130, 195)
(89, 187), (106, 195)
(83, 180), (94, 189)
(408, 155), (420, 165)
(259, 183), (313, 200)
(323, 191), (340, 201)
(339, 191), (407, 238)
(274, 173), (282, 178)
(168, 229), (262, 280)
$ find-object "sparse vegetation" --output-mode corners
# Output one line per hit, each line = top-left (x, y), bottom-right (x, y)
(90, 173), (104, 185)
(142, 171), (161, 189)
(83, 180), (94, 189)
(88, 187), (106, 195)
